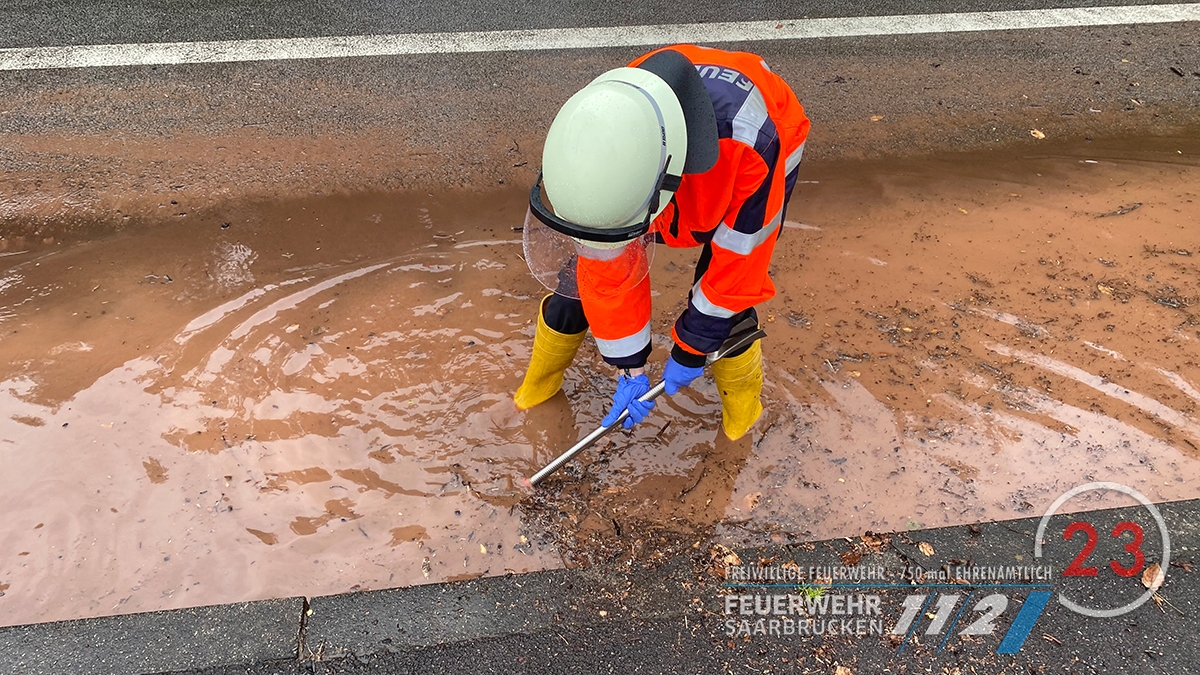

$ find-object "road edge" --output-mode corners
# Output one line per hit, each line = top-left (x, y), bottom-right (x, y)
(1, 497), (1196, 675)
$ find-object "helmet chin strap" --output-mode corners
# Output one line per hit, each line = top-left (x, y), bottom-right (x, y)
(648, 164), (682, 216)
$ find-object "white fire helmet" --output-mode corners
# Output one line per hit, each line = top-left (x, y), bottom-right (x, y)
(523, 50), (718, 299)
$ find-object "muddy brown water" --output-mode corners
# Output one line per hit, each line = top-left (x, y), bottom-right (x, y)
(2, 136), (1199, 627)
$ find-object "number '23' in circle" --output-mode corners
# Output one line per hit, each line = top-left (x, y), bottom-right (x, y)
(1061, 520), (1145, 578)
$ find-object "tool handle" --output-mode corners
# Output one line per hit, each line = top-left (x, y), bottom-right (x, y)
(527, 381), (666, 486)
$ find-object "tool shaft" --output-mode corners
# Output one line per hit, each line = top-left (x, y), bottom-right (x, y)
(527, 318), (765, 486)
(527, 381), (666, 486)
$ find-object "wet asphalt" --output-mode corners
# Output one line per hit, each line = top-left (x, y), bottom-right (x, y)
(0, 0), (1190, 48)
(3, 15), (1198, 225)
(2, 498), (1196, 674)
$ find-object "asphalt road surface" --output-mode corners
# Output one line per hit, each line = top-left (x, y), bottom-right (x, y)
(0, 0), (1193, 47)
(3, 0), (1197, 238)
(3, 498), (1197, 674)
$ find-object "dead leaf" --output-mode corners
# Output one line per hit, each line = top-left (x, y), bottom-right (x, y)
(142, 458), (169, 484)
(744, 492), (763, 511)
(840, 549), (863, 566)
(835, 666), (853, 675)
(710, 543), (742, 575)
(861, 533), (887, 552)
(1030, 129), (1046, 140)
(918, 541), (935, 556)
(1142, 563), (1165, 590)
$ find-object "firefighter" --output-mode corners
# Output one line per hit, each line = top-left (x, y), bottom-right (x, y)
(514, 44), (810, 440)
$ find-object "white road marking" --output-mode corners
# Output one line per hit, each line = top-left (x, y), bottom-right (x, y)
(2, 4), (1198, 70)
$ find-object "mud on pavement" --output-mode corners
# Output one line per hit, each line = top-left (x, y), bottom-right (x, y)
(527, 132), (1200, 568)
(4, 21), (1200, 245)
(1, 132), (1199, 628)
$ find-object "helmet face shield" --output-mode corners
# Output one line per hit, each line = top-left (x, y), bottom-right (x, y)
(521, 64), (689, 300)
(522, 208), (654, 300)
(527, 171), (655, 244)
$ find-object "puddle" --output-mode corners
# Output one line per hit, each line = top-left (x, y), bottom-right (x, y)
(524, 137), (1200, 563)
(2, 136), (1200, 626)
(0, 193), (565, 626)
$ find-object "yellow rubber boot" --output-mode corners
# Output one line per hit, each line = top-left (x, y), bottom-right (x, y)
(711, 340), (764, 440)
(513, 296), (587, 410)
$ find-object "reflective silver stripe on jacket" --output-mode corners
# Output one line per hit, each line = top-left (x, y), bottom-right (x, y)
(594, 320), (652, 358)
(785, 140), (806, 175)
(690, 280), (737, 318)
(711, 211), (782, 256)
(731, 86), (770, 146)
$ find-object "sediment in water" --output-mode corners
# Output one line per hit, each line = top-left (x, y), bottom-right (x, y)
(1, 136), (1198, 627)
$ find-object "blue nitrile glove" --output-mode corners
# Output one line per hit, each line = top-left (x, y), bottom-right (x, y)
(662, 356), (705, 395)
(602, 373), (655, 430)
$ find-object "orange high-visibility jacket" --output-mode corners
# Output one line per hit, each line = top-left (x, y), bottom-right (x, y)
(579, 45), (810, 366)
